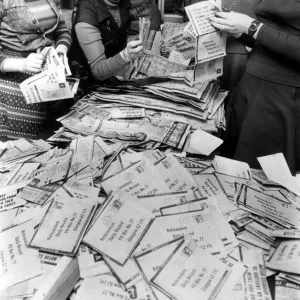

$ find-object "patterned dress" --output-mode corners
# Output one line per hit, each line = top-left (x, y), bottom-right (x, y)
(0, 0), (71, 140)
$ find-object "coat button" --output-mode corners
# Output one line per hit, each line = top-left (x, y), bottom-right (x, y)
(33, 19), (37, 24)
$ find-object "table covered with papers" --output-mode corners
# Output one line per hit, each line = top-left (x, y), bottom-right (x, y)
(1, 1), (300, 299)
(1, 122), (300, 300)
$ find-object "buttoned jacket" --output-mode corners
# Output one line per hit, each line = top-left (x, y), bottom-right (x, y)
(0, 0), (71, 64)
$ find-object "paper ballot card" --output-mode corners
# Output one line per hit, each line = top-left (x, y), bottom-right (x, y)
(74, 274), (131, 300)
(196, 31), (227, 63)
(258, 153), (300, 196)
(151, 238), (237, 300)
(77, 244), (110, 279)
(75, 273), (156, 300)
(133, 237), (184, 281)
(266, 240), (300, 274)
(137, 191), (198, 216)
(213, 156), (252, 180)
(258, 153), (292, 182)
(278, 272), (300, 286)
(275, 278), (300, 300)
(270, 230), (300, 239)
(152, 154), (198, 192)
(37, 150), (72, 186)
(193, 173), (237, 214)
(0, 221), (42, 291)
(84, 190), (153, 266)
(160, 197), (216, 215)
(101, 158), (171, 196)
(68, 136), (94, 178)
(238, 185), (300, 229)
(0, 183), (27, 212)
(136, 210), (226, 258)
(29, 195), (98, 256)
(241, 248), (272, 300)
(185, 1), (218, 36)
(103, 255), (141, 289)
(187, 128), (223, 156)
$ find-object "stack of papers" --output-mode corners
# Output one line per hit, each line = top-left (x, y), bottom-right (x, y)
(130, 1), (226, 84)
(53, 80), (227, 146)
(0, 134), (300, 300)
(20, 46), (79, 104)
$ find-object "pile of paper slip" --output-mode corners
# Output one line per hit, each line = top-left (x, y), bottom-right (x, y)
(1, 133), (300, 300)
(20, 46), (80, 104)
(49, 79), (227, 147)
(128, 1), (226, 86)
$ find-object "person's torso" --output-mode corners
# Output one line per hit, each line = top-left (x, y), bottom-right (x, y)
(246, 0), (300, 86)
(74, 0), (132, 59)
(0, 0), (60, 52)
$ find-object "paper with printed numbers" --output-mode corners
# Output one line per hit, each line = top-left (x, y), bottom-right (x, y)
(101, 158), (170, 196)
(196, 31), (226, 63)
(151, 238), (243, 300)
(137, 191), (198, 216)
(0, 221), (42, 291)
(36, 150), (72, 186)
(266, 240), (300, 274)
(136, 210), (226, 258)
(185, 1), (218, 36)
(237, 185), (300, 229)
(84, 190), (153, 265)
(29, 195), (98, 256)
(77, 244), (110, 278)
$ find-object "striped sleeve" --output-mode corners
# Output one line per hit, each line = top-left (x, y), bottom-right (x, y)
(53, 0), (72, 50)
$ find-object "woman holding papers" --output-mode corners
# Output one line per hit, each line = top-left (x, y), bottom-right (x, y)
(73, 0), (161, 81)
(0, 0), (71, 140)
(210, 0), (300, 173)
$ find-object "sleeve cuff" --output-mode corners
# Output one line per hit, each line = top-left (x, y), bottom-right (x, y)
(56, 40), (71, 51)
(117, 52), (130, 65)
(256, 24), (266, 41)
(0, 58), (7, 73)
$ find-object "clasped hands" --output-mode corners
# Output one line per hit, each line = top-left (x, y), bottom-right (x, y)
(21, 44), (68, 74)
(209, 11), (255, 38)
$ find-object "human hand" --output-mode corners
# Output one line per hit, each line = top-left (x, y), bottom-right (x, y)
(21, 53), (44, 73)
(210, 11), (255, 37)
(124, 40), (144, 60)
(56, 44), (68, 56)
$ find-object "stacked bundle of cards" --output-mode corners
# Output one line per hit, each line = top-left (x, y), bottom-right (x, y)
(0, 135), (300, 300)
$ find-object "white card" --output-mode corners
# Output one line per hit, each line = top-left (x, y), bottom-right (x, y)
(29, 195), (98, 256)
(0, 221), (42, 291)
(187, 129), (223, 156)
(84, 190), (153, 265)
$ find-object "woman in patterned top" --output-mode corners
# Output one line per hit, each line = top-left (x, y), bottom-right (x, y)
(0, 0), (71, 141)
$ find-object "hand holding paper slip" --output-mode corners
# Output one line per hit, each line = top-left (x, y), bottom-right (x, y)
(41, 46), (71, 76)
(185, 1), (218, 36)
(20, 67), (73, 104)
